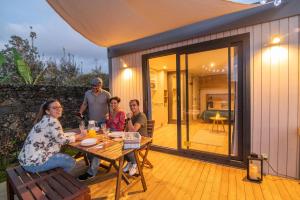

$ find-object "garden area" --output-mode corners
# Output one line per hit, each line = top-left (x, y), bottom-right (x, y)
(0, 30), (109, 182)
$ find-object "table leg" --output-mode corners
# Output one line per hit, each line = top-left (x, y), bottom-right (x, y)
(134, 150), (147, 191)
(211, 119), (215, 132)
(221, 120), (225, 132)
(115, 156), (124, 200)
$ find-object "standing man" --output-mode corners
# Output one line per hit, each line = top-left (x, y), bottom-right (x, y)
(123, 99), (147, 176)
(78, 77), (111, 126)
(78, 77), (111, 181)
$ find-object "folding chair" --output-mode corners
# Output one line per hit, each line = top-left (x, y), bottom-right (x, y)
(139, 120), (155, 169)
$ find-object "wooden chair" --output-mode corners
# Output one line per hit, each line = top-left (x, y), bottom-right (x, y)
(6, 166), (90, 200)
(139, 120), (155, 169)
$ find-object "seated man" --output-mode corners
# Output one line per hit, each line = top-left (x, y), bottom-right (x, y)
(123, 99), (148, 176)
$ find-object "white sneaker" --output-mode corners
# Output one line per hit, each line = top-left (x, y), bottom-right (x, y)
(123, 162), (132, 173)
(129, 164), (137, 176)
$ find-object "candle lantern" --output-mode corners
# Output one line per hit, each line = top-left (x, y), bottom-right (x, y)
(247, 153), (263, 182)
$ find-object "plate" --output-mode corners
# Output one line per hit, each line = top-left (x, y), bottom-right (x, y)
(108, 132), (124, 138)
(64, 132), (77, 137)
(80, 138), (97, 146)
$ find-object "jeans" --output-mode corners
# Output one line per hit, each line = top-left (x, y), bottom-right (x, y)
(23, 153), (76, 173)
(125, 152), (137, 164)
(87, 154), (100, 176)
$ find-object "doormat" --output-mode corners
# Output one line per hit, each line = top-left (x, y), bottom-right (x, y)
(190, 130), (226, 147)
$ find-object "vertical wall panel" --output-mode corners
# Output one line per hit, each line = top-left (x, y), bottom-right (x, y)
(269, 20), (280, 175)
(278, 18), (289, 176)
(298, 15), (300, 179)
(252, 24), (262, 155)
(110, 16), (300, 178)
(261, 22), (271, 174)
(287, 16), (299, 178)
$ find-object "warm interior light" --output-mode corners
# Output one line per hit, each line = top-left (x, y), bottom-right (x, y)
(163, 65), (167, 69)
(271, 36), (281, 44)
(123, 63), (128, 68)
(210, 63), (215, 67)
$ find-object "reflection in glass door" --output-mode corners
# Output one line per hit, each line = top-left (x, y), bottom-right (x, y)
(180, 45), (242, 158)
(148, 54), (178, 149)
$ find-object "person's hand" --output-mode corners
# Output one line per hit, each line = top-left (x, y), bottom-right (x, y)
(126, 112), (133, 119)
(76, 112), (83, 119)
(105, 113), (109, 120)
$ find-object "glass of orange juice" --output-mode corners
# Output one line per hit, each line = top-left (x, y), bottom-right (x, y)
(88, 129), (96, 137)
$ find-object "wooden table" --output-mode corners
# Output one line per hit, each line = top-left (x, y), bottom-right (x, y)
(210, 116), (227, 132)
(66, 131), (152, 200)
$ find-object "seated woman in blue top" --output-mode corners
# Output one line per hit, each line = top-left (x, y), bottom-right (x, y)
(18, 99), (84, 173)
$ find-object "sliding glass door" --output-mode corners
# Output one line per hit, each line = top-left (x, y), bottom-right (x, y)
(145, 35), (249, 163)
(179, 43), (243, 159)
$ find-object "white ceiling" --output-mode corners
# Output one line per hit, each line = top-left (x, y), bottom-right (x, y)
(47, 0), (256, 47)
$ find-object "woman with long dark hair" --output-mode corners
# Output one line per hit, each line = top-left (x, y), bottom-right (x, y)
(106, 96), (126, 131)
(18, 99), (84, 173)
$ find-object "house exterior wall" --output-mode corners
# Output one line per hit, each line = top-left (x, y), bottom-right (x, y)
(110, 15), (300, 178)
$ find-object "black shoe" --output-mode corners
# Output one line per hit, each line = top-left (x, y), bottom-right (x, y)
(77, 173), (95, 181)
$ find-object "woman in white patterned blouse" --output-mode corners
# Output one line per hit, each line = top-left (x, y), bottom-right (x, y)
(18, 99), (84, 173)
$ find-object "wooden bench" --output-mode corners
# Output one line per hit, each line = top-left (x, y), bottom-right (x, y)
(6, 166), (90, 200)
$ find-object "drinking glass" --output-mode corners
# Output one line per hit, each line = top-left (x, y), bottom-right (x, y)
(79, 121), (86, 134)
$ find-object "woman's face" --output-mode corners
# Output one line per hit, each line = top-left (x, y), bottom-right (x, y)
(46, 101), (63, 118)
(110, 99), (119, 111)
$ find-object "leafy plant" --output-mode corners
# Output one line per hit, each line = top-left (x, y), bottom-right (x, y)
(13, 49), (33, 84)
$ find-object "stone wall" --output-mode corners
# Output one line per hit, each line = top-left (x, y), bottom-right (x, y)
(0, 84), (108, 163)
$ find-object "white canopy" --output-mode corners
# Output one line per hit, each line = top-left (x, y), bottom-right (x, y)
(47, 0), (256, 47)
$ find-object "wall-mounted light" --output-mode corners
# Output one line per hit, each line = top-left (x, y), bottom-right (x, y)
(271, 36), (281, 44)
(123, 68), (132, 80)
(163, 65), (167, 69)
(260, 0), (282, 6)
(123, 63), (128, 68)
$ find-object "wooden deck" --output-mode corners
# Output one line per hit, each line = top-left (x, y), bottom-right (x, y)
(153, 122), (229, 155)
(79, 151), (299, 199)
(1, 151), (299, 199)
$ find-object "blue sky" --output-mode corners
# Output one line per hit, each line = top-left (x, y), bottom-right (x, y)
(0, 0), (108, 73)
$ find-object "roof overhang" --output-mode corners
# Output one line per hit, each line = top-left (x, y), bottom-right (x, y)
(108, 0), (299, 57)
(47, 0), (257, 47)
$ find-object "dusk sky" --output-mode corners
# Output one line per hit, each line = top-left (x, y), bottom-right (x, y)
(0, 0), (108, 73)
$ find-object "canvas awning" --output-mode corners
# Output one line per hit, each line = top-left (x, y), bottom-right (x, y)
(47, 0), (257, 47)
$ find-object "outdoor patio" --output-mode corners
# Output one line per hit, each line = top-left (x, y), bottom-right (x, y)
(2, 150), (300, 200)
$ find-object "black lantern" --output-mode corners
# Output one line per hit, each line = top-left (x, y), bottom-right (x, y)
(247, 153), (263, 182)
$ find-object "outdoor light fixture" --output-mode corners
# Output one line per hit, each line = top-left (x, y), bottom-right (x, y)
(271, 36), (281, 44)
(247, 153), (263, 182)
(260, 0), (282, 6)
(260, 0), (267, 4)
(123, 68), (132, 80)
(274, 0), (282, 6)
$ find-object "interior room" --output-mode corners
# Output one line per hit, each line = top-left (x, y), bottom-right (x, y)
(149, 48), (237, 155)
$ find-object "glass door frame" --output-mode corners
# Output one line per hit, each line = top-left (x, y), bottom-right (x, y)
(178, 42), (244, 161)
(142, 33), (251, 165)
